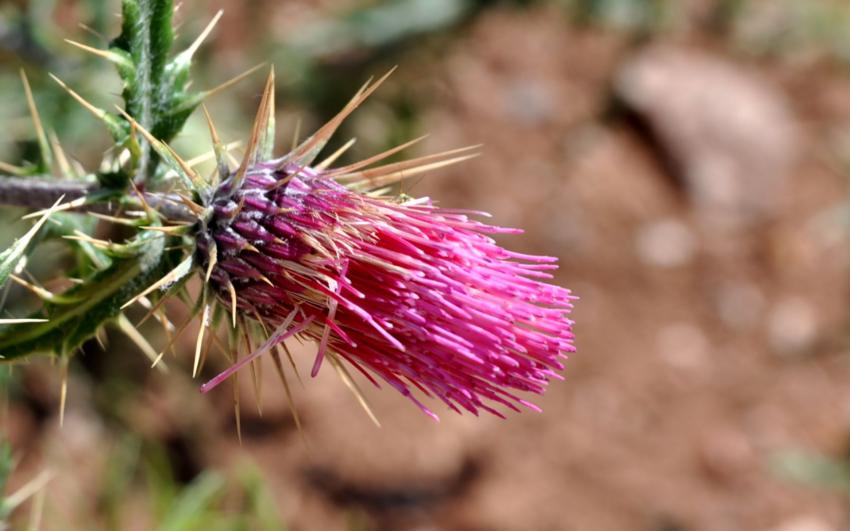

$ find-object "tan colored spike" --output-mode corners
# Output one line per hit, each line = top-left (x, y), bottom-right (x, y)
(49, 130), (74, 178)
(10, 274), (55, 301)
(204, 240), (218, 282)
(22, 195), (86, 220)
(174, 193), (206, 217)
(226, 281), (238, 328)
(59, 359), (68, 427)
(20, 70), (51, 171)
(0, 160), (27, 176)
(117, 107), (209, 193)
(290, 117), (302, 151)
(49, 73), (110, 121)
(315, 138), (357, 170)
(0, 318), (47, 324)
(152, 311), (196, 368)
(193, 300), (211, 377)
(184, 141), (241, 168)
(233, 67), (276, 189)
(64, 39), (127, 65)
(272, 345), (304, 434)
(121, 255), (194, 310)
(327, 352), (381, 428)
(242, 326), (263, 416)
(182, 10), (223, 60)
(348, 153), (480, 189)
(88, 212), (139, 226)
(163, 143), (207, 191)
(116, 313), (167, 372)
(288, 67), (397, 166)
(202, 63), (266, 101)
(328, 134), (428, 175)
(334, 144), (480, 180)
(252, 310), (304, 433)
(280, 341), (302, 386)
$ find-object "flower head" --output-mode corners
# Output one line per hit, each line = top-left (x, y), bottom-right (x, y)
(197, 158), (575, 419)
(170, 69), (577, 420)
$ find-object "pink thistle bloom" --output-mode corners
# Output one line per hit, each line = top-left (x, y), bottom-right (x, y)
(198, 159), (576, 419)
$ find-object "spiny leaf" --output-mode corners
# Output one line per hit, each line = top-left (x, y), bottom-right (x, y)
(0, 198), (63, 291)
(0, 231), (180, 358)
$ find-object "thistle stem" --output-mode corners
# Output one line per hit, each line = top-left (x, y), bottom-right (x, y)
(0, 176), (195, 221)
(0, 177), (93, 208)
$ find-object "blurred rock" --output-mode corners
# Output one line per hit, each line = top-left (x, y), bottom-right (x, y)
(771, 516), (835, 531)
(635, 218), (697, 267)
(714, 280), (766, 331)
(697, 427), (755, 484)
(505, 77), (555, 126)
(657, 322), (709, 370)
(616, 46), (799, 228)
(768, 297), (819, 356)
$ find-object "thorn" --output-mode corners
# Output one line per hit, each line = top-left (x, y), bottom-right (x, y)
(226, 281), (238, 329)
(116, 313), (167, 372)
(315, 138), (357, 170)
(88, 212), (142, 226)
(200, 105), (229, 183)
(164, 140), (208, 192)
(9, 274), (54, 301)
(289, 67), (397, 166)
(180, 10), (223, 61)
(174, 193), (206, 217)
(49, 74), (120, 136)
(204, 240), (217, 282)
(139, 225), (193, 235)
(20, 70), (52, 171)
(200, 62), (266, 101)
(200, 311), (309, 393)
(233, 371), (242, 445)
(198, 318), (216, 375)
(329, 135), (428, 176)
(186, 141), (241, 168)
(271, 346), (303, 434)
(327, 353), (381, 428)
(345, 152), (481, 190)
(193, 300), (211, 377)
(241, 326), (263, 416)
(59, 359), (68, 427)
(152, 311), (196, 368)
(136, 290), (172, 328)
(48, 130), (74, 179)
(77, 22), (106, 41)
(64, 39), (130, 66)
(116, 107), (207, 192)
(0, 161), (27, 176)
(290, 118), (301, 151)
(22, 196), (85, 220)
(0, 318), (47, 324)
(121, 255), (194, 310)
(234, 66), (275, 189)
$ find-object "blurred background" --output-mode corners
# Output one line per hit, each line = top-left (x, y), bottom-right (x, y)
(2, 0), (850, 529)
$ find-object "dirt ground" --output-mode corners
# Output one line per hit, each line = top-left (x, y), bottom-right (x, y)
(7, 2), (850, 530)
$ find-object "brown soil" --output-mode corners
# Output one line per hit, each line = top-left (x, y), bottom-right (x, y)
(7, 3), (850, 531)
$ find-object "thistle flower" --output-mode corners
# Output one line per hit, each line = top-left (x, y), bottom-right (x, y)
(97, 67), (577, 422)
(197, 160), (575, 418)
(188, 70), (577, 420)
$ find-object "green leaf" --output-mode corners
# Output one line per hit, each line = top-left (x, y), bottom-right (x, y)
(158, 473), (227, 531)
(0, 199), (61, 291)
(0, 231), (182, 358)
